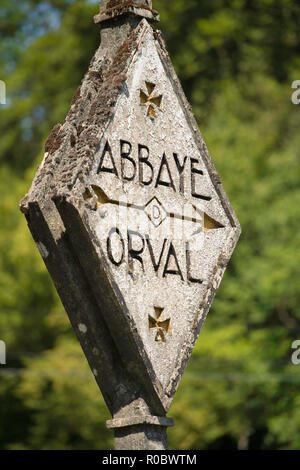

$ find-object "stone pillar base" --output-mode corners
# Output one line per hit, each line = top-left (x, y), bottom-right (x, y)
(107, 415), (174, 450)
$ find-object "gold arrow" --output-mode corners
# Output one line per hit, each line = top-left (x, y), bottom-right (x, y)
(85, 185), (224, 231)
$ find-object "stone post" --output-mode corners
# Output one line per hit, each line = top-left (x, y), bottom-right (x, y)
(20, 0), (241, 453)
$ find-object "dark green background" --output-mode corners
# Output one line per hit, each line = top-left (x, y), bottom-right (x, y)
(0, 0), (300, 449)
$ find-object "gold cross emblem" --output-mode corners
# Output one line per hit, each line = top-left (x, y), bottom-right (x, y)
(140, 81), (163, 119)
(149, 307), (171, 343)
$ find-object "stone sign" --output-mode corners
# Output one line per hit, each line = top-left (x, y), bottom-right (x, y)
(20, 1), (241, 450)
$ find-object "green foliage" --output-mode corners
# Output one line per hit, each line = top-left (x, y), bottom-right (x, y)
(0, 0), (299, 449)
(10, 337), (112, 450)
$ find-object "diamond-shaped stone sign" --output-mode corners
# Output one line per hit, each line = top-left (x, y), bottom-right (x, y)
(20, 1), (241, 450)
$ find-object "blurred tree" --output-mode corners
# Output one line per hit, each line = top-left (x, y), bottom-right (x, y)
(0, 0), (299, 450)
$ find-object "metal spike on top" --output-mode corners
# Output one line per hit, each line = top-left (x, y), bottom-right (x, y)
(94, 0), (160, 24)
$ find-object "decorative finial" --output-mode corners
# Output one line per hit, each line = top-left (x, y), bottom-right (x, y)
(94, 0), (160, 24)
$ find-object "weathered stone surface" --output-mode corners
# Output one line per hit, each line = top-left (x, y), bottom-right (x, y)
(20, 4), (241, 448)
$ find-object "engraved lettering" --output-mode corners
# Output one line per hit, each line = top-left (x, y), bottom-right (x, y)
(173, 153), (188, 194)
(138, 144), (154, 186)
(186, 242), (203, 284)
(128, 230), (145, 273)
(97, 140), (118, 177)
(146, 236), (167, 273)
(120, 140), (136, 182)
(191, 158), (211, 201)
(107, 227), (124, 266)
(163, 242), (184, 281)
(155, 152), (176, 191)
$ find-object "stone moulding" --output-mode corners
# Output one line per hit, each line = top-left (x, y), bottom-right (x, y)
(94, 2), (160, 24)
(106, 415), (174, 429)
